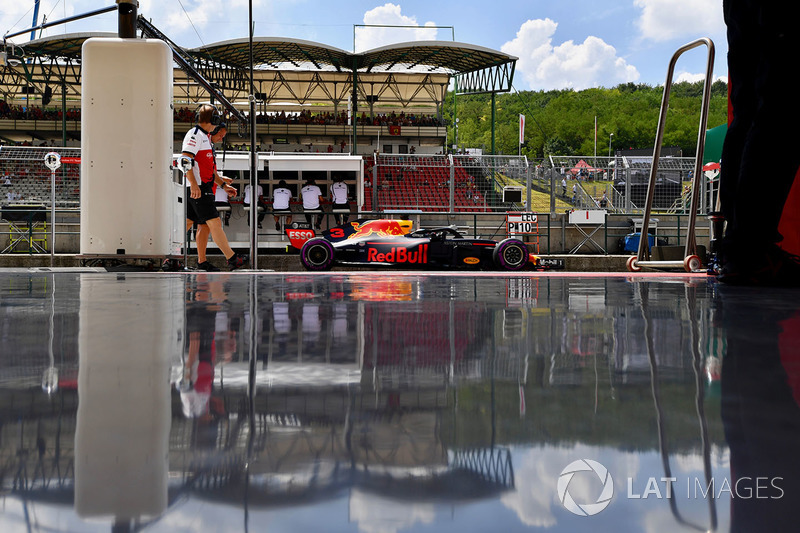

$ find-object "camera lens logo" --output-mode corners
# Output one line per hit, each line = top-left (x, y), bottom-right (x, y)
(557, 459), (614, 516)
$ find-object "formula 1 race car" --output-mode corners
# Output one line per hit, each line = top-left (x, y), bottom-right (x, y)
(286, 218), (564, 272)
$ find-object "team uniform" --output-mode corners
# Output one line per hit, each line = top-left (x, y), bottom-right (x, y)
(273, 187), (292, 211)
(272, 186), (293, 231)
(244, 184), (266, 226)
(182, 125), (219, 224)
(301, 183), (324, 228)
(330, 181), (349, 224)
(214, 177), (232, 225)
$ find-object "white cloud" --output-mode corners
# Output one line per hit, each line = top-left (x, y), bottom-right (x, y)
(350, 489), (435, 533)
(501, 19), (639, 91)
(675, 72), (727, 84)
(354, 3), (439, 52)
(674, 71), (706, 84)
(634, 0), (725, 42)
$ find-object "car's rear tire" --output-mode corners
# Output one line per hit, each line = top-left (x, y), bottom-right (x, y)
(493, 238), (529, 270)
(300, 238), (335, 270)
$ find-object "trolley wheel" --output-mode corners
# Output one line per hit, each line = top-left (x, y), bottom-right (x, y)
(626, 256), (642, 272)
(683, 254), (702, 272)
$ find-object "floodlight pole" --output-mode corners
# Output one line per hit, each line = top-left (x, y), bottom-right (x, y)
(249, 0), (258, 268)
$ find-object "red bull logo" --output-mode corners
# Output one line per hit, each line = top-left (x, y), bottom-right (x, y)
(367, 244), (428, 264)
(348, 219), (412, 240)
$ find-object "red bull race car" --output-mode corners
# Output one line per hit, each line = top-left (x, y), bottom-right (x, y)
(287, 218), (564, 272)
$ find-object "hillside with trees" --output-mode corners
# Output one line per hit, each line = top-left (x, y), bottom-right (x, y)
(443, 80), (729, 158)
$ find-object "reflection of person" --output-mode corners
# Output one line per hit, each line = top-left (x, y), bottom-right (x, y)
(182, 108), (247, 271)
(179, 275), (237, 422)
(330, 174), (350, 225)
(718, 1), (800, 285)
(719, 290), (800, 532)
(272, 180), (293, 231)
(301, 178), (324, 229)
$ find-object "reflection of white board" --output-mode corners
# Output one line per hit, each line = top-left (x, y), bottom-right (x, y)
(568, 209), (606, 225)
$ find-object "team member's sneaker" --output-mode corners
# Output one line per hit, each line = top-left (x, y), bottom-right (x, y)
(275, 223), (281, 231)
(197, 261), (220, 272)
(227, 253), (248, 270)
(717, 244), (800, 287)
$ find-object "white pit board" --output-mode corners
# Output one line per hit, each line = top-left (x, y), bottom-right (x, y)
(568, 209), (606, 225)
(506, 212), (538, 234)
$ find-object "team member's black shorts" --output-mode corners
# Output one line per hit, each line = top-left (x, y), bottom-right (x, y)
(187, 182), (219, 224)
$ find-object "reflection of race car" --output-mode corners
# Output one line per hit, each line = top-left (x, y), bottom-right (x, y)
(289, 218), (564, 272)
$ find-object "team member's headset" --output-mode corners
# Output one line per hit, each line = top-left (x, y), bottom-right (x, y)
(178, 106), (224, 174)
(195, 104), (223, 127)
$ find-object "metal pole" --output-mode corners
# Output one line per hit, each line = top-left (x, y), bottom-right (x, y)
(352, 59), (359, 156)
(50, 168), (55, 266)
(3, 5), (118, 41)
(248, 1), (258, 268)
(30, 0), (41, 41)
(491, 93), (496, 155)
(526, 161), (531, 211)
(116, 0), (137, 38)
(61, 81), (66, 147)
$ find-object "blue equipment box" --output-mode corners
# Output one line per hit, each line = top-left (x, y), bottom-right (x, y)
(623, 232), (655, 253)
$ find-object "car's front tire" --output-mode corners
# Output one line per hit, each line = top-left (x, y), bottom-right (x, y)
(300, 238), (335, 270)
(493, 238), (529, 270)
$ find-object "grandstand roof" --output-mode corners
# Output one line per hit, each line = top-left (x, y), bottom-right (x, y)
(194, 37), (516, 75)
(2, 33), (517, 111)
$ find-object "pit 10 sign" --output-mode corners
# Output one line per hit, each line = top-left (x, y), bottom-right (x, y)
(507, 212), (538, 234)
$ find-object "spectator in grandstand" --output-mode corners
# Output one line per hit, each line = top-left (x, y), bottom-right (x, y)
(272, 180), (293, 231)
(330, 174), (350, 225)
(561, 176), (567, 196)
(718, 1), (800, 286)
(599, 191), (609, 209)
(301, 178), (324, 230)
(243, 180), (266, 228)
(2, 172), (11, 186)
(571, 183), (578, 204)
(182, 107), (247, 271)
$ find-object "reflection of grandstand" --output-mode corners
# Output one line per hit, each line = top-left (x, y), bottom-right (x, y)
(0, 380), (513, 514)
(361, 299), (527, 384)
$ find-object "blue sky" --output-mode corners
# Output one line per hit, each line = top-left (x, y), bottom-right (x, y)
(2, 0), (728, 90)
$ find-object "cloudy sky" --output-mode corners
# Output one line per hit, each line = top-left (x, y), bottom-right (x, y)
(1, 0), (727, 90)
